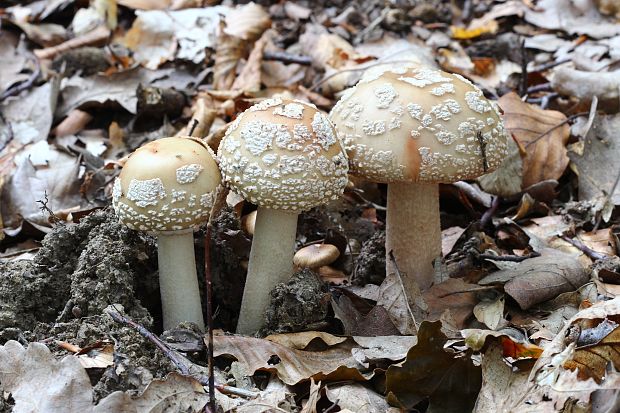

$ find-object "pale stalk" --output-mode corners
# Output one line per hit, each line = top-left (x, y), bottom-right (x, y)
(385, 182), (441, 294)
(158, 232), (204, 330)
(236, 208), (298, 334)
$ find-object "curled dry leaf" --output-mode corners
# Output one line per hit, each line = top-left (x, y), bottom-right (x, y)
(551, 67), (620, 110)
(212, 334), (371, 385)
(502, 255), (589, 310)
(386, 321), (482, 411)
(498, 92), (570, 189)
(223, 2), (271, 42)
(0, 340), (208, 413)
(123, 7), (228, 69)
(325, 383), (400, 413)
(569, 114), (620, 204)
(461, 328), (543, 359)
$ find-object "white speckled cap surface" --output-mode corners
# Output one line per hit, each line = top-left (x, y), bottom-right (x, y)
(329, 66), (509, 184)
(217, 98), (349, 212)
(113, 137), (221, 232)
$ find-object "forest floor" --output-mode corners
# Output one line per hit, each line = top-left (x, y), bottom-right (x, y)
(1, 0), (620, 412)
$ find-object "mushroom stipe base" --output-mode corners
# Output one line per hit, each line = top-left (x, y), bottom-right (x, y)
(236, 208), (299, 335)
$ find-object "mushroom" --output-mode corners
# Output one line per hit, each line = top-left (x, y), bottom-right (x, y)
(241, 210), (257, 236)
(113, 137), (221, 330)
(329, 66), (508, 294)
(293, 244), (340, 270)
(218, 98), (349, 334)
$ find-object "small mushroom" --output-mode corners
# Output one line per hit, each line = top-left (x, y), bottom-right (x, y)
(241, 210), (257, 236)
(218, 98), (349, 334)
(329, 66), (509, 294)
(293, 244), (340, 270)
(113, 137), (221, 330)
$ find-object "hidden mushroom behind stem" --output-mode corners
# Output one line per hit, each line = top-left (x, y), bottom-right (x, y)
(218, 98), (349, 335)
(113, 137), (221, 330)
(329, 65), (509, 294)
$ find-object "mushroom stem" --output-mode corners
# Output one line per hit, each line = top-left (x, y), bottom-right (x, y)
(158, 232), (205, 330)
(236, 208), (299, 334)
(386, 182), (440, 293)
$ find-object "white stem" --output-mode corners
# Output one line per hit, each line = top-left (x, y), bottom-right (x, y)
(158, 232), (204, 330)
(386, 182), (441, 293)
(236, 208), (298, 335)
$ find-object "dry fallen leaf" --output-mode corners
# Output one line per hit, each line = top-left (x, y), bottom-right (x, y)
(499, 92), (570, 189)
(325, 383), (400, 413)
(212, 333), (371, 385)
(0, 340), (208, 413)
(386, 321), (481, 411)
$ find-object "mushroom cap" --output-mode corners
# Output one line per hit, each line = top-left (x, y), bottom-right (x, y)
(113, 137), (221, 232)
(293, 244), (340, 268)
(329, 65), (509, 184)
(217, 98), (349, 212)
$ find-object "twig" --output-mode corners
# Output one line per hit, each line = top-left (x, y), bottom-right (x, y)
(518, 112), (589, 149)
(34, 26), (110, 60)
(188, 119), (199, 136)
(560, 235), (607, 261)
(263, 51), (312, 65)
(526, 82), (551, 94)
(0, 56), (41, 102)
(105, 308), (258, 399)
(204, 223), (216, 412)
(436, 285), (497, 298)
(530, 57), (571, 73)
(478, 251), (540, 262)
(480, 196), (501, 228)
(323, 399), (340, 413)
(309, 59), (420, 91)
(519, 37), (528, 97)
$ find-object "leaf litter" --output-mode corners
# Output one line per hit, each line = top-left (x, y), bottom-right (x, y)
(1, 0), (620, 412)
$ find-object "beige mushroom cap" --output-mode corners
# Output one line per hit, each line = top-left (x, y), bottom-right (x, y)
(113, 137), (221, 232)
(217, 98), (349, 212)
(329, 65), (509, 184)
(293, 244), (340, 268)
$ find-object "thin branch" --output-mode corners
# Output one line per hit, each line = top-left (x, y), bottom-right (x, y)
(478, 251), (540, 262)
(204, 223), (216, 412)
(560, 235), (607, 261)
(263, 51), (312, 65)
(0, 56), (41, 102)
(105, 308), (258, 399)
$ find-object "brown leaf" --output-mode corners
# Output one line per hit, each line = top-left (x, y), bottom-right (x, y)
(212, 334), (371, 385)
(325, 383), (400, 413)
(423, 278), (480, 328)
(331, 294), (400, 336)
(564, 320), (620, 382)
(386, 321), (481, 411)
(231, 31), (270, 92)
(569, 114), (620, 204)
(223, 3), (271, 42)
(498, 92), (570, 188)
(265, 331), (347, 350)
(300, 379), (321, 413)
(503, 255), (590, 310)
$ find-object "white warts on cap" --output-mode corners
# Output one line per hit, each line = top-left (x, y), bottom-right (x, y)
(127, 178), (166, 207)
(329, 65), (509, 184)
(176, 164), (204, 184)
(218, 99), (348, 212)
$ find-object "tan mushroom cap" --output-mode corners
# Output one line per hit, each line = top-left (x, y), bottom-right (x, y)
(113, 137), (221, 232)
(217, 98), (349, 212)
(293, 244), (340, 268)
(329, 65), (509, 184)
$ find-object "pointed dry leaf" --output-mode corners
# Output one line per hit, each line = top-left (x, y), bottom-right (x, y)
(499, 92), (570, 189)
(325, 383), (399, 413)
(300, 379), (320, 413)
(231, 30), (269, 92)
(212, 334), (371, 385)
(478, 137), (523, 197)
(423, 278), (480, 328)
(473, 296), (505, 330)
(377, 272), (423, 335)
(265, 331), (347, 350)
(569, 114), (620, 204)
(503, 255), (589, 310)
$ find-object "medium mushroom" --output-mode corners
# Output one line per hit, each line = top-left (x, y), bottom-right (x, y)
(113, 137), (221, 330)
(294, 244), (340, 270)
(218, 98), (349, 334)
(329, 66), (508, 294)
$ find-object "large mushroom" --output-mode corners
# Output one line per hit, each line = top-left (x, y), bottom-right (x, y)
(113, 137), (221, 330)
(218, 98), (349, 334)
(329, 66), (508, 295)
